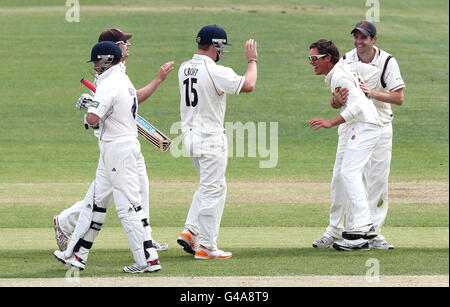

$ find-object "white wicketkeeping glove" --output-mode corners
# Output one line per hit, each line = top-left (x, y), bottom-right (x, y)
(76, 94), (94, 110)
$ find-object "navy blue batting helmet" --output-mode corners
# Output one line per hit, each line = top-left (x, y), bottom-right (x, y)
(88, 41), (122, 63)
(196, 25), (232, 46)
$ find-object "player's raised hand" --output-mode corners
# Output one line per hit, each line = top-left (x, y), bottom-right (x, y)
(241, 39), (258, 93)
(245, 39), (258, 61)
(157, 61), (175, 82)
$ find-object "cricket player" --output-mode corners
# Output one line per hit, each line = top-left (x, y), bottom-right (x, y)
(53, 29), (173, 253)
(309, 39), (382, 244)
(176, 25), (258, 259)
(314, 21), (405, 251)
(54, 41), (161, 273)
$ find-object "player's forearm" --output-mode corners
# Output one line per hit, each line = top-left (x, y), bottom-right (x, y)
(310, 114), (345, 130)
(136, 78), (163, 104)
(329, 115), (346, 127)
(370, 88), (404, 106)
(241, 62), (257, 93)
(339, 92), (363, 122)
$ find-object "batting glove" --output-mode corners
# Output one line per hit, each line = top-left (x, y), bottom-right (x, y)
(76, 94), (94, 110)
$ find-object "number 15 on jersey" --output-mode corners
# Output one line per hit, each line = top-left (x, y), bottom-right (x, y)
(183, 77), (198, 107)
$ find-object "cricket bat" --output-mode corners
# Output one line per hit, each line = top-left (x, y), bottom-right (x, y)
(80, 78), (172, 152)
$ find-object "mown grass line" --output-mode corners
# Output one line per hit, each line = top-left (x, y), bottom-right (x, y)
(0, 247), (448, 278)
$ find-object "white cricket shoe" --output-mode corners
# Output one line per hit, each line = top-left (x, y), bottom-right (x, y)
(342, 224), (377, 240)
(369, 239), (394, 250)
(333, 240), (370, 251)
(152, 241), (169, 251)
(177, 228), (198, 255)
(53, 215), (68, 251)
(194, 245), (232, 260)
(53, 250), (85, 270)
(312, 234), (337, 248)
(123, 259), (162, 274)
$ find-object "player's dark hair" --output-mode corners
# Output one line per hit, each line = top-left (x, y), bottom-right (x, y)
(111, 58), (121, 65)
(309, 39), (340, 64)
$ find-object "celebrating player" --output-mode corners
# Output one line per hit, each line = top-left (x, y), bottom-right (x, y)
(176, 25), (258, 259)
(313, 21), (405, 251)
(53, 29), (173, 254)
(309, 39), (382, 245)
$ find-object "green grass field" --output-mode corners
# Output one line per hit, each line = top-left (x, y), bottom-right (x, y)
(0, 0), (448, 283)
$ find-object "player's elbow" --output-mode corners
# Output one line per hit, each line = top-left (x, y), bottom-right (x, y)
(393, 89), (404, 106)
(136, 89), (149, 104)
(136, 89), (143, 104)
(241, 73), (257, 93)
(397, 94), (404, 106)
(241, 84), (255, 93)
(241, 79), (257, 93)
(86, 113), (100, 126)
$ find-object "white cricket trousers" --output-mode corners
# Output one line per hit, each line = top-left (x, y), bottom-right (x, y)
(58, 152), (153, 241)
(183, 130), (228, 251)
(65, 139), (149, 267)
(346, 122), (392, 239)
(326, 122), (381, 238)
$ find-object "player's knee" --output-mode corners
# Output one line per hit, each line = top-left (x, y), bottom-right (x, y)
(200, 179), (226, 195)
(331, 171), (342, 184)
(339, 168), (358, 184)
(116, 205), (135, 221)
(88, 204), (107, 235)
(200, 185), (225, 199)
(113, 188), (139, 219)
(134, 205), (150, 228)
(92, 204), (107, 225)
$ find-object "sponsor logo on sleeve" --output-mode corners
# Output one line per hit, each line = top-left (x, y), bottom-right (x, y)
(90, 101), (100, 108)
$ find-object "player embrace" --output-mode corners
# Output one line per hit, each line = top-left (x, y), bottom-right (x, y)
(312, 21), (405, 251)
(309, 39), (382, 245)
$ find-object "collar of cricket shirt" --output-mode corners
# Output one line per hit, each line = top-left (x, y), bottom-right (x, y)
(96, 63), (122, 83)
(325, 61), (340, 87)
(193, 53), (215, 64)
(119, 61), (127, 73)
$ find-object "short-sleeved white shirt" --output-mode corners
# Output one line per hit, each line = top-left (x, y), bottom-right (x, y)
(88, 64), (138, 142)
(326, 60), (382, 127)
(178, 54), (245, 136)
(344, 46), (405, 123)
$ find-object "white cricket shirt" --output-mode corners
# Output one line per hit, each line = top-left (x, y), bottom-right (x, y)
(178, 54), (245, 136)
(344, 46), (405, 123)
(326, 60), (382, 127)
(88, 64), (138, 142)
